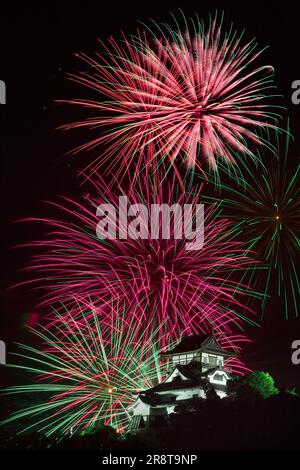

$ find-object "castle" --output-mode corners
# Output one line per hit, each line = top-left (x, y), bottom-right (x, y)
(128, 333), (234, 430)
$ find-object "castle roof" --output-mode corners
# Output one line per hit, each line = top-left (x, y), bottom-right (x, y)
(161, 333), (234, 357)
(137, 362), (230, 394)
(129, 366), (229, 409)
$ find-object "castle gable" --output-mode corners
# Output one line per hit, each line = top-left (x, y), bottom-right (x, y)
(165, 366), (193, 383)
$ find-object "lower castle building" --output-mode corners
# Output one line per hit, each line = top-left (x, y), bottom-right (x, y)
(128, 333), (234, 430)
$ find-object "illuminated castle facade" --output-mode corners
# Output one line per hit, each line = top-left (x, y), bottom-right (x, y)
(128, 333), (234, 430)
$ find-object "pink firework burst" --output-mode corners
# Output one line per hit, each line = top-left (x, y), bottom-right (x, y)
(18, 171), (259, 346)
(60, 12), (278, 185)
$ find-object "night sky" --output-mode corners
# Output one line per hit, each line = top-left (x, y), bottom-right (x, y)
(1, 1), (300, 394)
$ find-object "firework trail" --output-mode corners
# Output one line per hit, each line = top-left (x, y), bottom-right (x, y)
(1, 301), (167, 436)
(60, 12), (279, 186)
(204, 125), (300, 318)
(17, 170), (260, 347)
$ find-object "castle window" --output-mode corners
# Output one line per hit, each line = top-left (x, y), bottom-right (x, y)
(213, 374), (224, 382)
(178, 354), (188, 364)
(208, 355), (217, 366)
(186, 353), (193, 362)
(173, 355), (179, 365)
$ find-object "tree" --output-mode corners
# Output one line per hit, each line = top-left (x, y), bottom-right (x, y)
(228, 371), (279, 399)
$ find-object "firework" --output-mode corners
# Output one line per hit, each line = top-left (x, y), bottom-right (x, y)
(2, 301), (168, 436)
(60, 12), (279, 186)
(17, 170), (260, 347)
(205, 125), (300, 318)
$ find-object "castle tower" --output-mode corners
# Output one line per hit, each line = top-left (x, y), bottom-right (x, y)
(128, 333), (235, 431)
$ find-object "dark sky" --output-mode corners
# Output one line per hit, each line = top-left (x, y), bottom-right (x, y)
(0, 1), (300, 391)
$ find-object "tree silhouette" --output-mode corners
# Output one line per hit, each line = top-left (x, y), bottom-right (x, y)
(228, 371), (279, 399)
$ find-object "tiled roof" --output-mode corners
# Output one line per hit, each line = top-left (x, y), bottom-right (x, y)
(139, 393), (177, 406)
(161, 333), (211, 355)
(161, 333), (234, 357)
